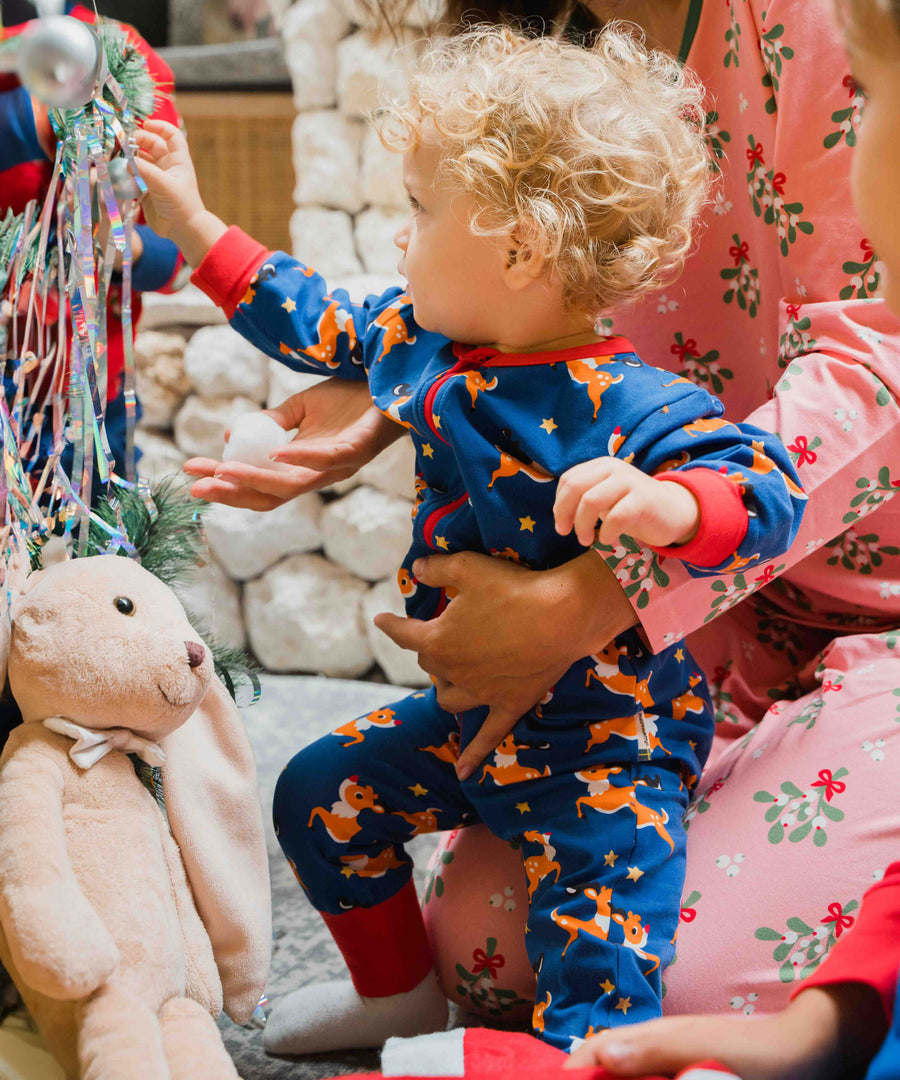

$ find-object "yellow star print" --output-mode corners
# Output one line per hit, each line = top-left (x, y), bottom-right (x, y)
(614, 997), (632, 1014)
(340, 866), (355, 878)
(409, 783), (428, 797)
(422, 444), (434, 458)
(515, 802), (531, 814)
(599, 979), (615, 995)
(519, 516), (536, 532)
(626, 866), (644, 881)
(434, 415), (441, 428)
(603, 850), (618, 867)
(540, 418), (558, 434)
(281, 297), (297, 313)
(675, 648), (685, 662)
(435, 536), (450, 550)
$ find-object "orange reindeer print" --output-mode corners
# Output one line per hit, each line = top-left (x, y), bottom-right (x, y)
(419, 731), (460, 764)
(551, 885), (614, 958)
(611, 908), (661, 975)
(488, 448), (554, 489)
(651, 451), (691, 475)
(481, 734), (551, 785)
(671, 674), (707, 722)
(566, 358), (624, 420)
(339, 846), (405, 879)
(749, 440), (807, 499)
(584, 713), (672, 756)
(394, 807), (442, 836)
(280, 298), (357, 368)
(584, 646), (656, 710)
(522, 831), (562, 899)
(455, 369), (498, 409)
(398, 567), (417, 597)
(574, 765), (674, 852)
(720, 550), (760, 572)
(683, 417), (735, 438)
(532, 991), (552, 1033)
(383, 384), (417, 431)
(333, 707), (400, 747)
(238, 260), (283, 307)
(308, 775), (384, 843)
(374, 297), (415, 362)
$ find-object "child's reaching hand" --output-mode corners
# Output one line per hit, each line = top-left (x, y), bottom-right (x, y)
(134, 119), (227, 266)
(554, 457), (700, 549)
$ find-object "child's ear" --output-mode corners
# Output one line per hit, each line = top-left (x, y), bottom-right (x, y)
(501, 229), (547, 290)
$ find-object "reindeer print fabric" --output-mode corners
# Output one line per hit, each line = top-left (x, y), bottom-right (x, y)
(274, 686), (688, 1049)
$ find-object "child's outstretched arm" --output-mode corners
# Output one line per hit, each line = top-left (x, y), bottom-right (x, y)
(554, 457), (701, 549)
(134, 119), (228, 267)
(564, 982), (884, 1080)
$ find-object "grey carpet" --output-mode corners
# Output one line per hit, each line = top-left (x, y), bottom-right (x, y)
(220, 674), (446, 1080)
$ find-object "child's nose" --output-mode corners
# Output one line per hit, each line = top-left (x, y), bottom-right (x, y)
(394, 220), (410, 250)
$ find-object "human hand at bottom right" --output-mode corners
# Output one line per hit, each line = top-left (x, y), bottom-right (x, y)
(564, 985), (886, 1080)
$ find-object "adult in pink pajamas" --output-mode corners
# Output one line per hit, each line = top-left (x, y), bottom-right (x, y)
(183, 0), (900, 1018)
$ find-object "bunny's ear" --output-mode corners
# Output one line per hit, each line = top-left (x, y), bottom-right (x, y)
(0, 527), (32, 691)
(160, 676), (272, 1023)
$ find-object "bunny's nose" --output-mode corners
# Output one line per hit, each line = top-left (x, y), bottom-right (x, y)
(186, 641), (206, 669)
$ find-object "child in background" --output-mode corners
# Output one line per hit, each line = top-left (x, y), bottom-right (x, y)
(0, 1), (186, 480)
(136, 26), (805, 1055)
(565, 0), (900, 1077)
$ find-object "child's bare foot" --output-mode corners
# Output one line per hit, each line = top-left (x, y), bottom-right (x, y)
(565, 985), (887, 1080)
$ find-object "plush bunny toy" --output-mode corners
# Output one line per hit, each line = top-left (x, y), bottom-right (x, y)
(0, 549), (271, 1080)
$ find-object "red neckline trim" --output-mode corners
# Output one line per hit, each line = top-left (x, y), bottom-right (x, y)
(451, 336), (636, 367)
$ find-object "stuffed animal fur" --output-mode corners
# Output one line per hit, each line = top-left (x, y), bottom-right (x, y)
(0, 547), (271, 1080)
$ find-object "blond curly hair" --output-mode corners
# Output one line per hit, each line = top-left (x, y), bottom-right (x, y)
(378, 24), (711, 316)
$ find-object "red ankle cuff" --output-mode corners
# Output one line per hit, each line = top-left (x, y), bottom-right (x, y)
(321, 880), (434, 997)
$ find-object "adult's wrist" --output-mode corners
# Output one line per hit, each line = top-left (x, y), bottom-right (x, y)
(542, 550), (638, 659)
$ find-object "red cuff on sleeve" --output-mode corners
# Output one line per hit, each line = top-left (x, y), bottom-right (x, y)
(650, 469), (749, 568)
(190, 225), (273, 320)
(791, 861), (900, 1022)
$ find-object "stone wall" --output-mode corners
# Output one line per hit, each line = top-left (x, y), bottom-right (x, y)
(134, 0), (433, 685)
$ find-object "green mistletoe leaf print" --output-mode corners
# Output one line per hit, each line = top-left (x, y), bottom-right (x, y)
(840, 239), (882, 300)
(720, 235), (760, 317)
(754, 767), (848, 846)
(824, 75), (865, 149)
(843, 472), (899, 526)
(671, 332), (733, 394)
(706, 110), (731, 173)
(755, 897), (859, 983)
(759, 24), (795, 114)
(745, 138), (813, 256)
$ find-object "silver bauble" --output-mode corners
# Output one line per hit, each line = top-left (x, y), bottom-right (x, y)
(18, 15), (107, 110)
(107, 155), (142, 201)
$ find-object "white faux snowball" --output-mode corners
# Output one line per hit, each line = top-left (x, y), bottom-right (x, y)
(222, 411), (295, 472)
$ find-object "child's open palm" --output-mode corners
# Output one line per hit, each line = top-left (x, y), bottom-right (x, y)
(554, 457), (700, 549)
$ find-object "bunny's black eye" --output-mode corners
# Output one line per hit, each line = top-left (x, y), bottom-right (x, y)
(114, 596), (135, 616)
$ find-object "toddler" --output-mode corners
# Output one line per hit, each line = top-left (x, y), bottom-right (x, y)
(136, 26), (805, 1054)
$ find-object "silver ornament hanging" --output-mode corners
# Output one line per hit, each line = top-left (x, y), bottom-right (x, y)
(17, 15), (107, 110)
(107, 155), (142, 201)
